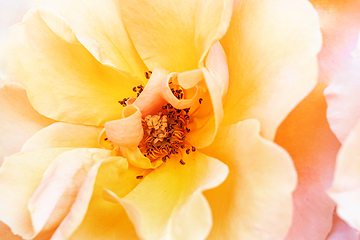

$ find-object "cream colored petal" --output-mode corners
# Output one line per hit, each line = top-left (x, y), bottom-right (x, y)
(0, 82), (54, 164)
(105, 105), (143, 148)
(328, 119), (360, 231)
(0, 0), (33, 36)
(49, 154), (125, 240)
(118, 0), (233, 72)
(133, 67), (168, 117)
(34, 0), (148, 80)
(21, 122), (102, 152)
(0, 148), (72, 239)
(68, 160), (145, 240)
(1, 7), (142, 126)
(324, 31), (360, 143)
(275, 84), (340, 240)
(221, 0), (322, 140)
(113, 153), (228, 240)
(202, 119), (296, 240)
(28, 148), (117, 238)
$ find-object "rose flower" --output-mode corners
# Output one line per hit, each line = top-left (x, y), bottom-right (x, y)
(0, 0), (322, 239)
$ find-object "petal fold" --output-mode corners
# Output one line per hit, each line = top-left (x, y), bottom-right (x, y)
(28, 148), (118, 238)
(328, 119), (360, 231)
(105, 105), (144, 148)
(116, 153), (228, 240)
(0, 148), (72, 239)
(67, 161), (144, 240)
(221, 0), (322, 139)
(202, 119), (296, 240)
(118, 0), (233, 72)
(0, 82), (54, 164)
(35, 0), (148, 80)
(1, 7), (142, 126)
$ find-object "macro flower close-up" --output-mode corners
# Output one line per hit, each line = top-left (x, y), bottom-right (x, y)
(2, 0), (356, 239)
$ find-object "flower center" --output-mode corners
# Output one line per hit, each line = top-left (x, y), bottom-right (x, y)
(139, 103), (195, 163)
(116, 71), (202, 165)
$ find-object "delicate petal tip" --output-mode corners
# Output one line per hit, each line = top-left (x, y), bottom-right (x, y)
(160, 72), (202, 110)
(105, 105), (144, 148)
(133, 67), (168, 117)
(120, 146), (162, 169)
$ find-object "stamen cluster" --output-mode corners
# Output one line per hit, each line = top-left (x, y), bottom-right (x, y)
(139, 103), (196, 163)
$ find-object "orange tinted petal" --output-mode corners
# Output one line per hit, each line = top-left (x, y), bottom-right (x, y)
(275, 84), (340, 239)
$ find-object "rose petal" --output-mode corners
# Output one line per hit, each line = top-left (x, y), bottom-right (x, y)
(35, 0), (148, 80)
(326, 211), (360, 240)
(1, 7), (142, 126)
(114, 152), (228, 240)
(49, 154), (128, 240)
(21, 122), (102, 152)
(160, 72), (202, 109)
(221, 0), (322, 140)
(0, 148), (72, 239)
(185, 42), (229, 148)
(328, 119), (360, 231)
(0, 82), (54, 164)
(133, 67), (168, 117)
(0, 221), (23, 240)
(275, 84), (340, 239)
(120, 146), (163, 170)
(309, 0), (360, 85)
(0, 0), (33, 36)
(105, 105), (144, 148)
(28, 148), (118, 238)
(324, 32), (360, 142)
(118, 0), (233, 72)
(202, 119), (296, 239)
(67, 161), (145, 239)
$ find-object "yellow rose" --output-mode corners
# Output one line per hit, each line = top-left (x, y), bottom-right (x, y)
(0, 0), (321, 239)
